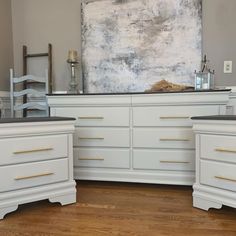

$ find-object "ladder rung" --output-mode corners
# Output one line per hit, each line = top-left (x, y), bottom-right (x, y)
(25, 53), (49, 58)
(26, 81), (45, 85)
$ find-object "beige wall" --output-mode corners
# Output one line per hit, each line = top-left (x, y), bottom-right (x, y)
(0, 0), (13, 91)
(11, 0), (81, 91)
(203, 0), (236, 86)
(9, 0), (236, 91)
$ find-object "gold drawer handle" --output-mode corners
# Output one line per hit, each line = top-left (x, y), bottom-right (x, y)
(13, 148), (53, 155)
(160, 116), (190, 120)
(160, 161), (190, 164)
(160, 138), (190, 142)
(215, 148), (236, 154)
(79, 137), (104, 140)
(215, 176), (236, 183)
(78, 116), (104, 120)
(79, 157), (104, 161)
(14, 172), (54, 181)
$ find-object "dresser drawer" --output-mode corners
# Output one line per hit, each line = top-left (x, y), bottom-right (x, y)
(133, 106), (219, 127)
(200, 134), (236, 164)
(0, 158), (68, 193)
(0, 135), (68, 166)
(74, 148), (130, 169)
(133, 128), (194, 149)
(133, 150), (195, 171)
(74, 128), (130, 147)
(200, 160), (236, 192)
(54, 107), (130, 127)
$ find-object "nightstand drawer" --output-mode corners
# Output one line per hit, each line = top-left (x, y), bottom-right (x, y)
(133, 106), (219, 127)
(74, 128), (130, 147)
(201, 134), (236, 164)
(133, 128), (194, 149)
(54, 107), (130, 127)
(0, 158), (68, 193)
(133, 150), (195, 171)
(200, 160), (236, 192)
(0, 135), (68, 166)
(74, 148), (130, 169)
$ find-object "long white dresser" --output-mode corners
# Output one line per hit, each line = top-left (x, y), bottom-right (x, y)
(48, 91), (230, 186)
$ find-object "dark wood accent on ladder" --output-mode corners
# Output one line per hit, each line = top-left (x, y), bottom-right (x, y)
(22, 44), (52, 117)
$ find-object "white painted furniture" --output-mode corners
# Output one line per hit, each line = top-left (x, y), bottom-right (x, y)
(192, 115), (236, 211)
(10, 69), (49, 118)
(48, 91), (230, 185)
(0, 117), (76, 220)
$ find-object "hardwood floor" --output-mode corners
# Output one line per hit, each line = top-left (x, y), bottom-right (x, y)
(0, 181), (236, 236)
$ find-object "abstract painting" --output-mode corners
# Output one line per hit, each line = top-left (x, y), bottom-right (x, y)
(82, 0), (202, 93)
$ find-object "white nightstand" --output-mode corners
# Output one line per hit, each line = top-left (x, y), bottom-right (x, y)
(0, 117), (76, 219)
(192, 115), (236, 211)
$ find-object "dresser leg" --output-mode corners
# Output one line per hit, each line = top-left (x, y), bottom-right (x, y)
(49, 193), (76, 206)
(0, 205), (18, 220)
(193, 196), (222, 211)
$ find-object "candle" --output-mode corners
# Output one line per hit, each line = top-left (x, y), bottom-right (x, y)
(68, 50), (78, 62)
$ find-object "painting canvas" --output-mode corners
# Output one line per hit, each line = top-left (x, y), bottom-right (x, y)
(82, 0), (202, 93)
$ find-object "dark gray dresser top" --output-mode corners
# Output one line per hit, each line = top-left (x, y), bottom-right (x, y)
(47, 89), (231, 96)
(0, 117), (75, 124)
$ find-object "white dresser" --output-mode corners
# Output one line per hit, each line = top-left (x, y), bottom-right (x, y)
(192, 115), (236, 211)
(0, 117), (76, 219)
(48, 91), (230, 186)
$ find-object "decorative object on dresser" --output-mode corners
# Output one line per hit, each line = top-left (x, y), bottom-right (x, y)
(0, 117), (76, 220)
(81, 0), (202, 93)
(47, 90), (230, 186)
(195, 55), (215, 90)
(192, 115), (236, 211)
(67, 50), (80, 94)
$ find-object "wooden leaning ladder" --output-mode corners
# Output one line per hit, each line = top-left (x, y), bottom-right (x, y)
(22, 44), (52, 117)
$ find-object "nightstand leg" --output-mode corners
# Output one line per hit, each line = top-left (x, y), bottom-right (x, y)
(0, 205), (18, 220)
(49, 193), (76, 206)
(193, 196), (222, 211)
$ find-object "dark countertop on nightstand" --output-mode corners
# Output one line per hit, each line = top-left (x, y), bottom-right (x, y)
(0, 116), (75, 124)
(191, 115), (236, 121)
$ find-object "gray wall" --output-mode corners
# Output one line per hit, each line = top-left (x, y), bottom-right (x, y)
(0, 0), (13, 91)
(1, 0), (235, 91)
(203, 0), (236, 86)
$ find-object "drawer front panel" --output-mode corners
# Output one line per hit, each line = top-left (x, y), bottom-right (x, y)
(133, 150), (195, 171)
(0, 135), (68, 166)
(74, 148), (130, 169)
(54, 107), (130, 127)
(0, 158), (68, 193)
(133, 128), (194, 149)
(201, 134), (236, 164)
(200, 160), (236, 192)
(133, 106), (219, 127)
(74, 128), (130, 147)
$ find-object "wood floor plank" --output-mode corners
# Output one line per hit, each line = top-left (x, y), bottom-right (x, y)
(0, 181), (236, 235)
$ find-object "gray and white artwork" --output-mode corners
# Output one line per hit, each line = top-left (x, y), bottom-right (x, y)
(82, 0), (202, 93)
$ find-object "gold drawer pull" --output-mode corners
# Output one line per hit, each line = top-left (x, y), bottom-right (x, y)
(215, 176), (236, 183)
(79, 137), (104, 140)
(78, 116), (104, 120)
(14, 172), (54, 181)
(160, 138), (190, 142)
(13, 148), (53, 155)
(160, 161), (190, 164)
(215, 148), (236, 154)
(79, 157), (104, 161)
(160, 116), (190, 120)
